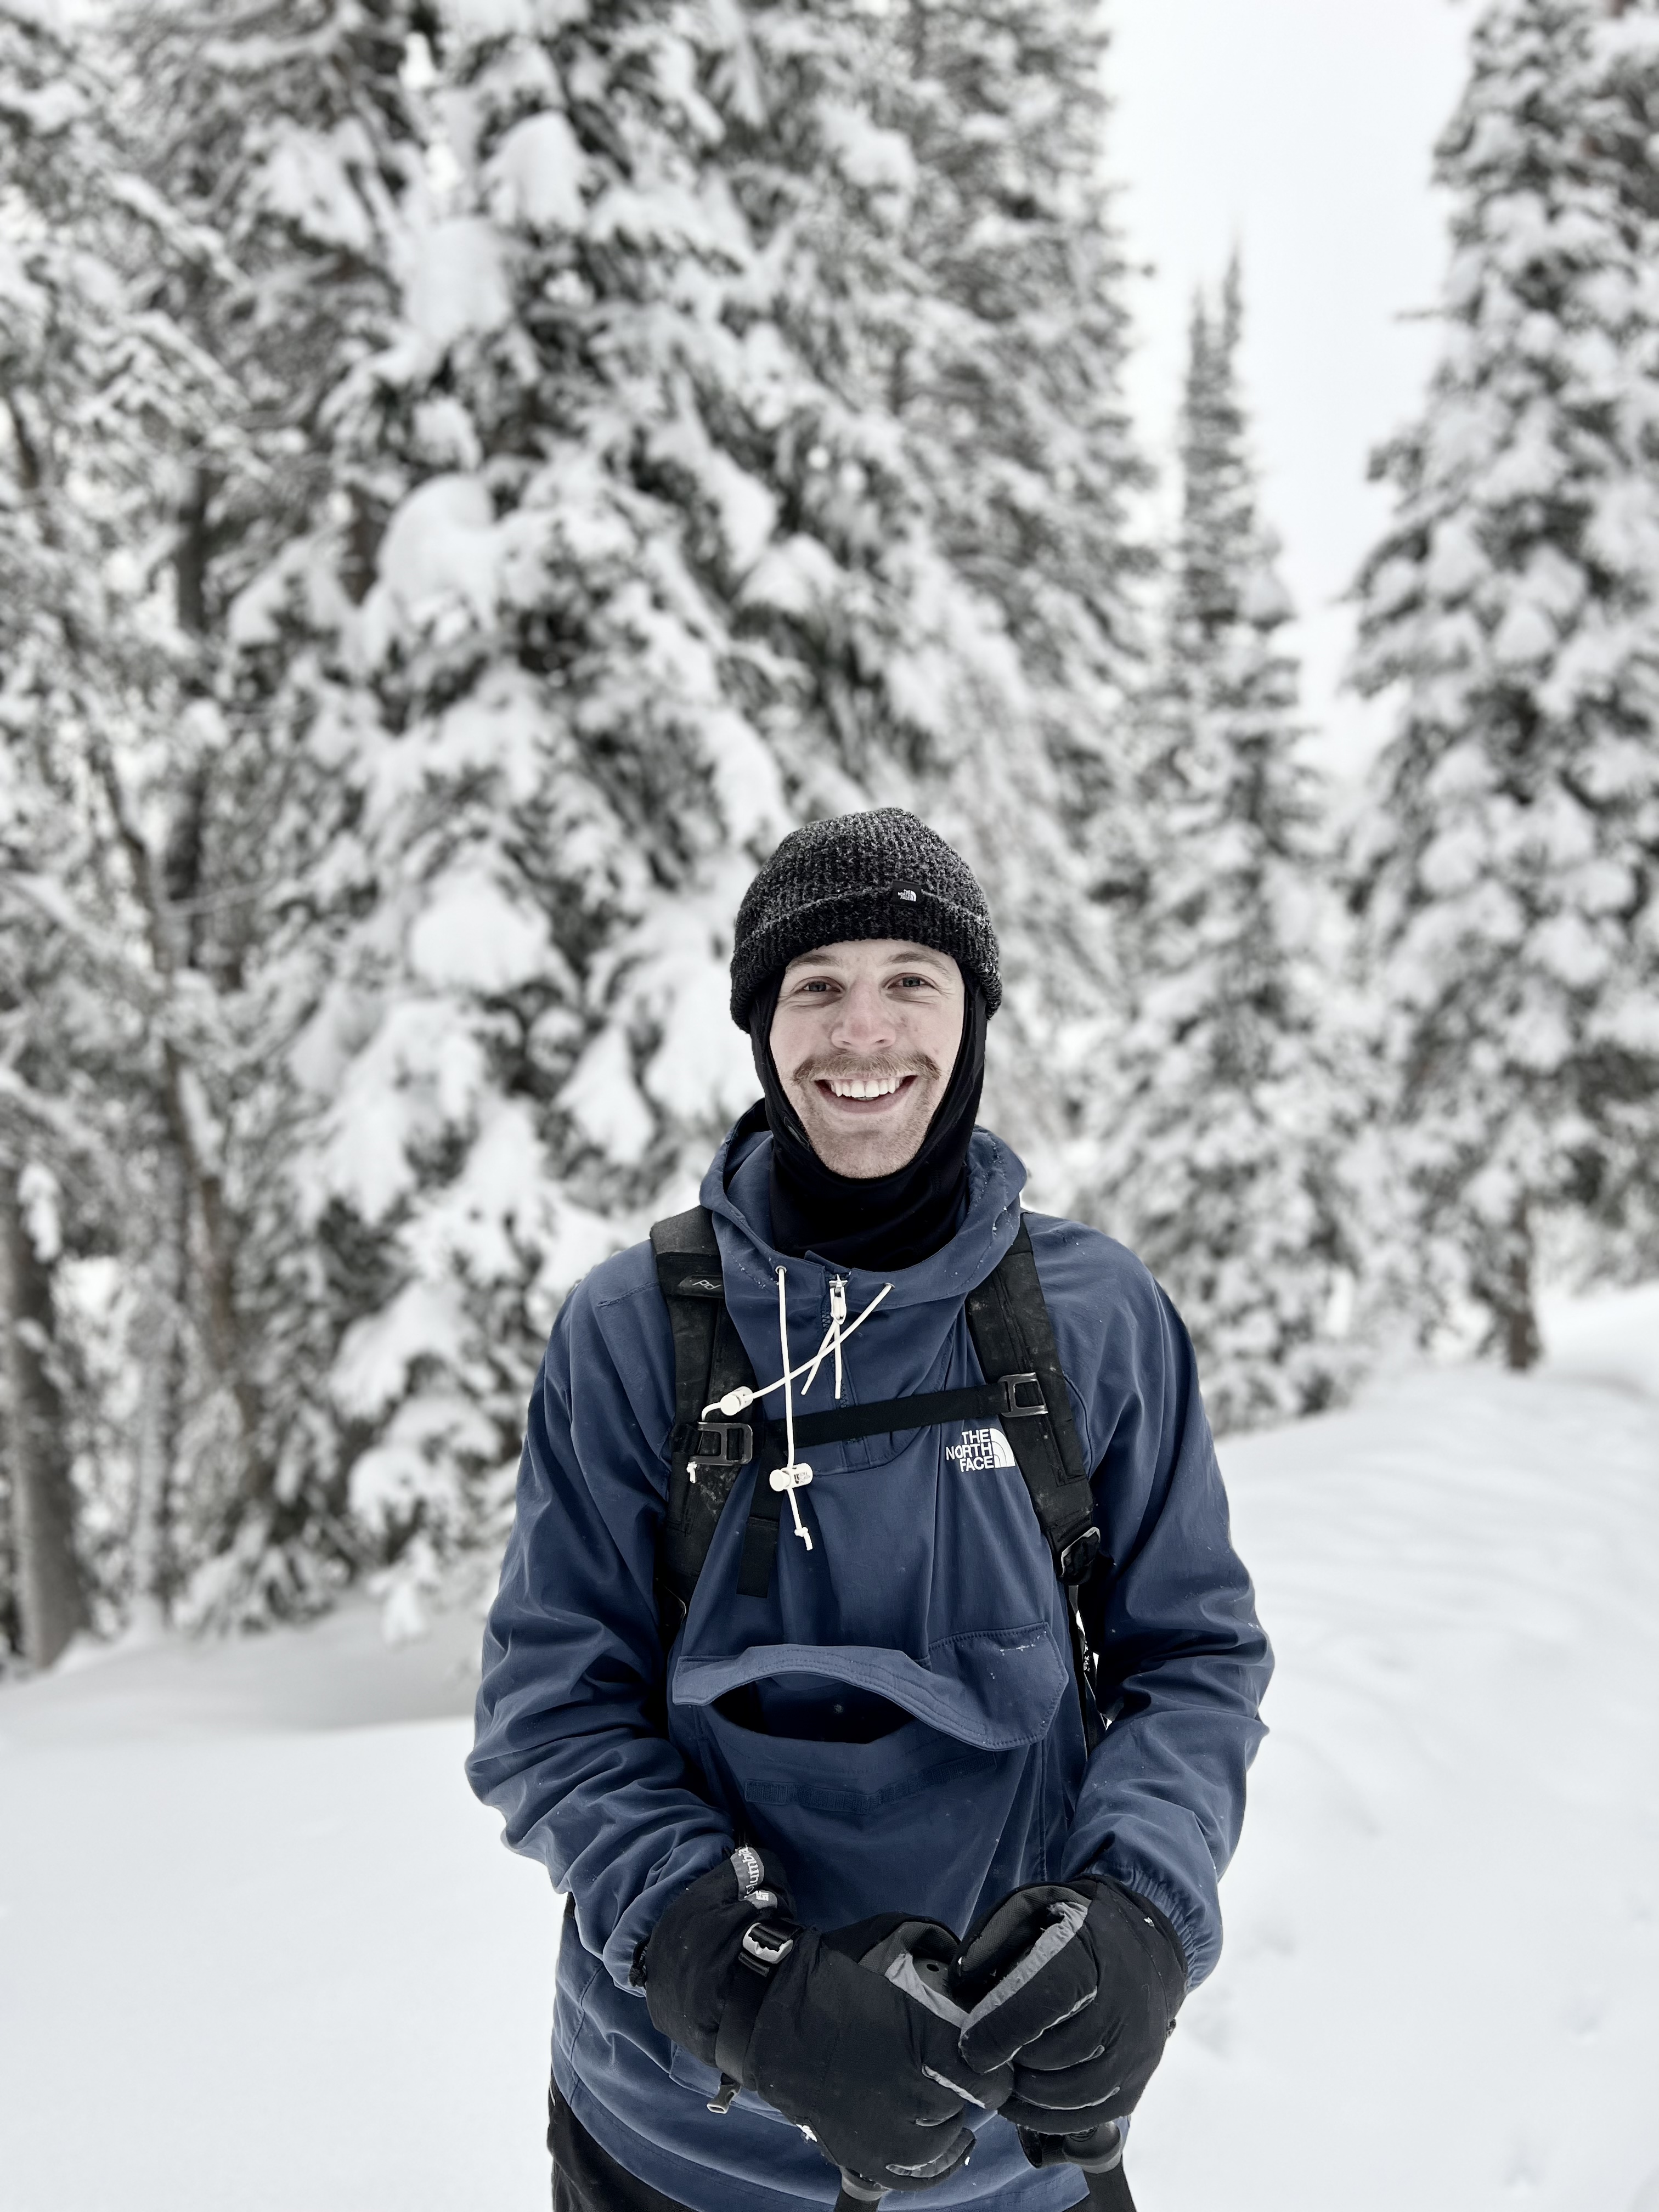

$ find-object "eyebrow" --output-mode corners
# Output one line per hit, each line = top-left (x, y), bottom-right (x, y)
(783, 945), (953, 978)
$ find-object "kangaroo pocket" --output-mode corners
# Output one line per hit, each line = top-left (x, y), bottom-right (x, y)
(670, 1627), (1069, 1932)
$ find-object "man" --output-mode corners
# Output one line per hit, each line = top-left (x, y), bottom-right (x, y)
(469, 809), (1272, 2212)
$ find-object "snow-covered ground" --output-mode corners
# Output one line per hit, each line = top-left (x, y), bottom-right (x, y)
(3, 1296), (1656, 2212)
(1134, 1326), (1659, 2212)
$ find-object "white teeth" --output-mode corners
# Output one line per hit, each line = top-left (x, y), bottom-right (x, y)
(828, 1075), (902, 1099)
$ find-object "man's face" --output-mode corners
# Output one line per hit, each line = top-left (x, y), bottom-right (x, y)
(769, 938), (966, 1180)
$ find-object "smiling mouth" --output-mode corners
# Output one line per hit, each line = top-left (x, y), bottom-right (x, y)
(815, 1073), (918, 1109)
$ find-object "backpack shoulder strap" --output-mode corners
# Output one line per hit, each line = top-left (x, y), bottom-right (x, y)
(650, 1208), (757, 1645)
(966, 1217), (1107, 1747)
(966, 1218), (1098, 1575)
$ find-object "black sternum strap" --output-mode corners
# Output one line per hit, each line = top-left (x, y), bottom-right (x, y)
(789, 1372), (1047, 1448)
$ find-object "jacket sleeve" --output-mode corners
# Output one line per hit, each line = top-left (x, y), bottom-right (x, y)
(1062, 1267), (1273, 1988)
(465, 1272), (733, 1991)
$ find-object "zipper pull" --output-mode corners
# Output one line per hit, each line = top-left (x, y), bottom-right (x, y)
(829, 1277), (848, 1399)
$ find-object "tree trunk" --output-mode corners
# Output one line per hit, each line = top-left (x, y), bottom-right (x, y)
(82, 726), (265, 1500)
(0, 1169), (87, 1666)
(165, 465), (269, 1503)
(1500, 1200), (1543, 1373)
(13, 413), (264, 1509)
(128, 1147), (187, 1636)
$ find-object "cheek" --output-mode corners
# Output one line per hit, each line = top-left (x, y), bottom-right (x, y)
(769, 1010), (819, 1079)
(912, 1000), (964, 1066)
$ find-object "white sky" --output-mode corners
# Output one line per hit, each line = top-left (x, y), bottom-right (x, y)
(1109, 0), (1474, 779)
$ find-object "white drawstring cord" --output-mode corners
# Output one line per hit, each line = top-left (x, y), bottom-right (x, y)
(693, 1268), (895, 1561)
(771, 1267), (814, 1551)
(701, 1279), (893, 1421)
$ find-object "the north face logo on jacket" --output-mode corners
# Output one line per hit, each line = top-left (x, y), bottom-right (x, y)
(945, 1425), (1018, 1471)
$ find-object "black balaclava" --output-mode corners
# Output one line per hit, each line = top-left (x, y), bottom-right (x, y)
(746, 974), (989, 1273)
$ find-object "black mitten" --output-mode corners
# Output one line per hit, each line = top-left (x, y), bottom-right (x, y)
(640, 1849), (793, 2067)
(641, 1864), (1011, 2193)
(953, 1878), (1186, 2132)
(747, 1917), (1012, 2192)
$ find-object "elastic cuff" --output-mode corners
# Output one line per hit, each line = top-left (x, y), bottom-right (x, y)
(603, 1834), (734, 1990)
(1075, 1864), (1206, 1992)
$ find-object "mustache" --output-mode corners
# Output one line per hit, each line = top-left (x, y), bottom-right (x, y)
(792, 1054), (942, 1085)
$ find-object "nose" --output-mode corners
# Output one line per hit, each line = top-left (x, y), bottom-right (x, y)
(828, 974), (898, 1056)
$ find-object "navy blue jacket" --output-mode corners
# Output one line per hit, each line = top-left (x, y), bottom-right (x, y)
(469, 1122), (1271, 2212)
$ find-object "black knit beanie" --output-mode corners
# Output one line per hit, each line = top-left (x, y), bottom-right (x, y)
(728, 808), (1001, 1028)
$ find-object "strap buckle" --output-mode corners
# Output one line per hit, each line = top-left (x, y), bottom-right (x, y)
(998, 1372), (1049, 1419)
(714, 1915), (799, 2109)
(738, 1918), (797, 1973)
(1058, 1526), (1102, 1584)
(686, 1421), (754, 1483)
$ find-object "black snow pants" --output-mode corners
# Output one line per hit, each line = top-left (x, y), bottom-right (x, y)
(548, 2083), (693, 2212)
(546, 2079), (1135, 2212)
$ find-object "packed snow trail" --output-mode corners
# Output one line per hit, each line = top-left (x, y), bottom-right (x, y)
(2, 1334), (1656, 2211)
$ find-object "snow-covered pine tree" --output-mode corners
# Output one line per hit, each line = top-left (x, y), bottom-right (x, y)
(879, 0), (1149, 1085)
(1094, 263), (1351, 1432)
(889, 1), (1144, 695)
(101, 0), (429, 1623)
(1, 0), (242, 1651)
(121, 0), (429, 621)
(1351, 0), (1659, 1365)
(703, 0), (1142, 1142)
(296, 3), (891, 1596)
(296, 0), (1145, 1599)
(755, 0), (1144, 1197)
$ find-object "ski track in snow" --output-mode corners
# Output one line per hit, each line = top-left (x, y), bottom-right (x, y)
(2, 1307), (1656, 2212)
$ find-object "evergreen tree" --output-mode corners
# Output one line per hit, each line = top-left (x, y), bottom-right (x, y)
(1, 0), (238, 1650)
(1094, 264), (1350, 1433)
(298, 2), (874, 1587)
(99, 0), (428, 1623)
(1351, 0), (1659, 1365)
(297, 0), (1146, 1592)
(702, 0), (1139, 1187)
(852, 0), (1152, 1187)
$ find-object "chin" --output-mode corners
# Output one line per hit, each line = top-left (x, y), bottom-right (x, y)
(811, 1130), (928, 1181)
(822, 1154), (909, 1182)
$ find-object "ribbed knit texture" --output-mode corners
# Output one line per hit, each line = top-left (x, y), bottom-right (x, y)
(729, 809), (1002, 1027)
